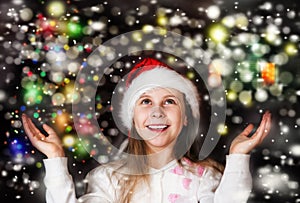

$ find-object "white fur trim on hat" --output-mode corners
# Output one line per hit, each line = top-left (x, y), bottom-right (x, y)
(120, 67), (200, 130)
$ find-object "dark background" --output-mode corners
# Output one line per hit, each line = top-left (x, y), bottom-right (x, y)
(0, 0), (299, 202)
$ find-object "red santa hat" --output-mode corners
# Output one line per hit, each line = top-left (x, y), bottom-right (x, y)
(120, 58), (200, 130)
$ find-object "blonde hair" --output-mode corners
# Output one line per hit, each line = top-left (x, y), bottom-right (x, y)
(111, 129), (149, 203)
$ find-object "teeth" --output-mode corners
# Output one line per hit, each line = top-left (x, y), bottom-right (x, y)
(147, 125), (167, 129)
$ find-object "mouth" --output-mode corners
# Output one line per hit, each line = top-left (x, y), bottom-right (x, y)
(146, 124), (169, 132)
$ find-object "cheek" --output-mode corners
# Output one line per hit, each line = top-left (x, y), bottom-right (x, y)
(133, 109), (147, 125)
(170, 109), (186, 124)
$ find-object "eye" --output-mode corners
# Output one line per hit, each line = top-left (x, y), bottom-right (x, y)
(164, 98), (176, 105)
(141, 98), (152, 105)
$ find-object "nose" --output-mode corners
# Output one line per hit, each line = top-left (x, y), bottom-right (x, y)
(149, 106), (165, 118)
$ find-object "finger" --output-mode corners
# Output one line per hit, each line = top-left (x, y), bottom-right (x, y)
(29, 119), (48, 139)
(27, 117), (45, 139)
(22, 114), (45, 140)
(265, 112), (272, 133)
(250, 112), (268, 142)
(42, 124), (57, 137)
(22, 115), (40, 145)
(22, 114), (36, 137)
(240, 124), (254, 137)
(259, 112), (272, 142)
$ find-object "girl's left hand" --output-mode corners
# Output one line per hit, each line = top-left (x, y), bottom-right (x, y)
(229, 111), (272, 154)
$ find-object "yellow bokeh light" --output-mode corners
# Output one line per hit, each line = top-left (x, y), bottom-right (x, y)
(145, 41), (154, 49)
(186, 71), (195, 79)
(157, 27), (167, 35)
(222, 15), (235, 28)
(238, 91), (252, 106)
(132, 31), (143, 42)
(63, 44), (70, 50)
(157, 15), (168, 26)
(217, 124), (228, 135)
(167, 56), (176, 64)
(234, 14), (249, 29)
(265, 32), (277, 42)
(47, 1), (66, 17)
(93, 75), (99, 81)
(64, 78), (70, 84)
(208, 24), (229, 43)
(49, 20), (56, 27)
(63, 134), (76, 147)
(284, 43), (298, 56)
(227, 90), (237, 102)
(142, 25), (154, 33)
(97, 103), (103, 110)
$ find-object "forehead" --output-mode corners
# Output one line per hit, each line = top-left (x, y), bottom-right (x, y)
(140, 87), (184, 98)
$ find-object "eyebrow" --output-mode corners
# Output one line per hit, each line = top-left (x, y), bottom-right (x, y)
(139, 94), (178, 99)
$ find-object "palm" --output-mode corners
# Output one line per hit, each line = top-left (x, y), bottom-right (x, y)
(22, 114), (65, 158)
(230, 112), (271, 154)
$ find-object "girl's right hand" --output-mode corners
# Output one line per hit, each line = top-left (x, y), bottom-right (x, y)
(22, 114), (65, 158)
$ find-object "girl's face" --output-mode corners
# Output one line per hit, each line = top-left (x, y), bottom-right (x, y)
(133, 87), (187, 153)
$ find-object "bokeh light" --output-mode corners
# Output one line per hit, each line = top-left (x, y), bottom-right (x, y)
(0, 0), (299, 202)
(47, 1), (66, 17)
(208, 23), (229, 43)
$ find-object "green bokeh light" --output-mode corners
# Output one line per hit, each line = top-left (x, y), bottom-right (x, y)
(24, 86), (43, 106)
(67, 22), (82, 37)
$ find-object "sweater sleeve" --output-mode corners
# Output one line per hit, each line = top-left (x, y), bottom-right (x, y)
(43, 157), (77, 203)
(197, 154), (252, 203)
(43, 157), (113, 203)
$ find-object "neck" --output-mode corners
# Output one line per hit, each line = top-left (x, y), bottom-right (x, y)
(147, 145), (175, 169)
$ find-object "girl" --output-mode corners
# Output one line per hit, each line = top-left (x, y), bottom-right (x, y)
(22, 58), (272, 203)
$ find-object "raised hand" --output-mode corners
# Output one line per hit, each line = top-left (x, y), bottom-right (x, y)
(229, 111), (272, 154)
(22, 114), (65, 158)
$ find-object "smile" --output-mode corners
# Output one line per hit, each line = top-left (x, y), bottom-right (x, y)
(146, 124), (169, 131)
